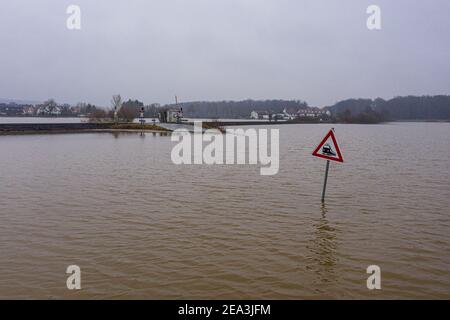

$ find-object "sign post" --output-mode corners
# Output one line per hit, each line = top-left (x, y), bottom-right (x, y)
(139, 107), (146, 126)
(321, 160), (330, 203)
(312, 129), (344, 203)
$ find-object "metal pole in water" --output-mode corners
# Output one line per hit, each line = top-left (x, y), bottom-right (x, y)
(321, 160), (330, 203)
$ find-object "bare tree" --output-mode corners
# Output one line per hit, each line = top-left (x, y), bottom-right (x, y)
(111, 94), (122, 123)
(88, 108), (108, 123)
(118, 106), (137, 122)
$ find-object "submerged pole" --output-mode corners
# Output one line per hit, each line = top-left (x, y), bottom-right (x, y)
(321, 160), (330, 203)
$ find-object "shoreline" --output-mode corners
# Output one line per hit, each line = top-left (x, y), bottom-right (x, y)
(0, 122), (171, 136)
(0, 129), (171, 136)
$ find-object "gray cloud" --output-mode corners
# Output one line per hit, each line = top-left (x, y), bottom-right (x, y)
(1, 0), (449, 107)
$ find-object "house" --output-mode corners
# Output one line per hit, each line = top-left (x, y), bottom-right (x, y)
(261, 113), (271, 120)
(22, 105), (36, 115)
(250, 111), (271, 120)
(36, 104), (62, 116)
(281, 108), (295, 120)
(297, 107), (328, 118)
(159, 108), (183, 123)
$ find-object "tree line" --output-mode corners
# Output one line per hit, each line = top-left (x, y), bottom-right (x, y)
(326, 95), (450, 122)
(167, 99), (309, 119)
(2, 95), (449, 123)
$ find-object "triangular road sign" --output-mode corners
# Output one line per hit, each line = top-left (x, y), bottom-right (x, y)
(312, 129), (344, 163)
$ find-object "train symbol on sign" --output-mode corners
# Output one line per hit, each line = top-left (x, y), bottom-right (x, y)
(322, 143), (336, 157)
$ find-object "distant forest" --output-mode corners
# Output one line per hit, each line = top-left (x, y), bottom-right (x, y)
(163, 95), (450, 121)
(325, 95), (450, 121)
(164, 100), (309, 119)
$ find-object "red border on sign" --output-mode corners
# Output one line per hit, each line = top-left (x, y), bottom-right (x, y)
(312, 129), (344, 163)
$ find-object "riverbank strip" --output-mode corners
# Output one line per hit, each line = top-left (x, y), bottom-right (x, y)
(0, 123), (171, 136)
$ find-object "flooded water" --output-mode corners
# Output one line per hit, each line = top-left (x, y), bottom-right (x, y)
(0, 122), (449, 299)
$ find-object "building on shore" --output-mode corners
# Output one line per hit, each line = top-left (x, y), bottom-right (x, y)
(296, 107), (330, 118)
(36, 104), (62, 116)
(159, 108), (183, 123)
(22, 105), (36, 116)
(250, 107), (331, 121)
(250, 110), (272, 120)
(250, 111), (259, 119)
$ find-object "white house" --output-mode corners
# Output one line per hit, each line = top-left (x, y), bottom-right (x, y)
(297, 107), (327, 118)
(250, 111), (259, 119)
(36, 104), (62, 116)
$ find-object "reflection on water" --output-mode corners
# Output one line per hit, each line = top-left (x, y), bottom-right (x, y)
(307, 205), (338, 289)
(110, 131), (170, 139)
(0, 123), (449, 299)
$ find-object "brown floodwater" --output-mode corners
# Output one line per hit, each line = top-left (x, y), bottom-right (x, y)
(0, 122), (449, 299)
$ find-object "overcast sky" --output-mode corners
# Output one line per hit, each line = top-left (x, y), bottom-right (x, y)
(1, 0), (449, 107)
